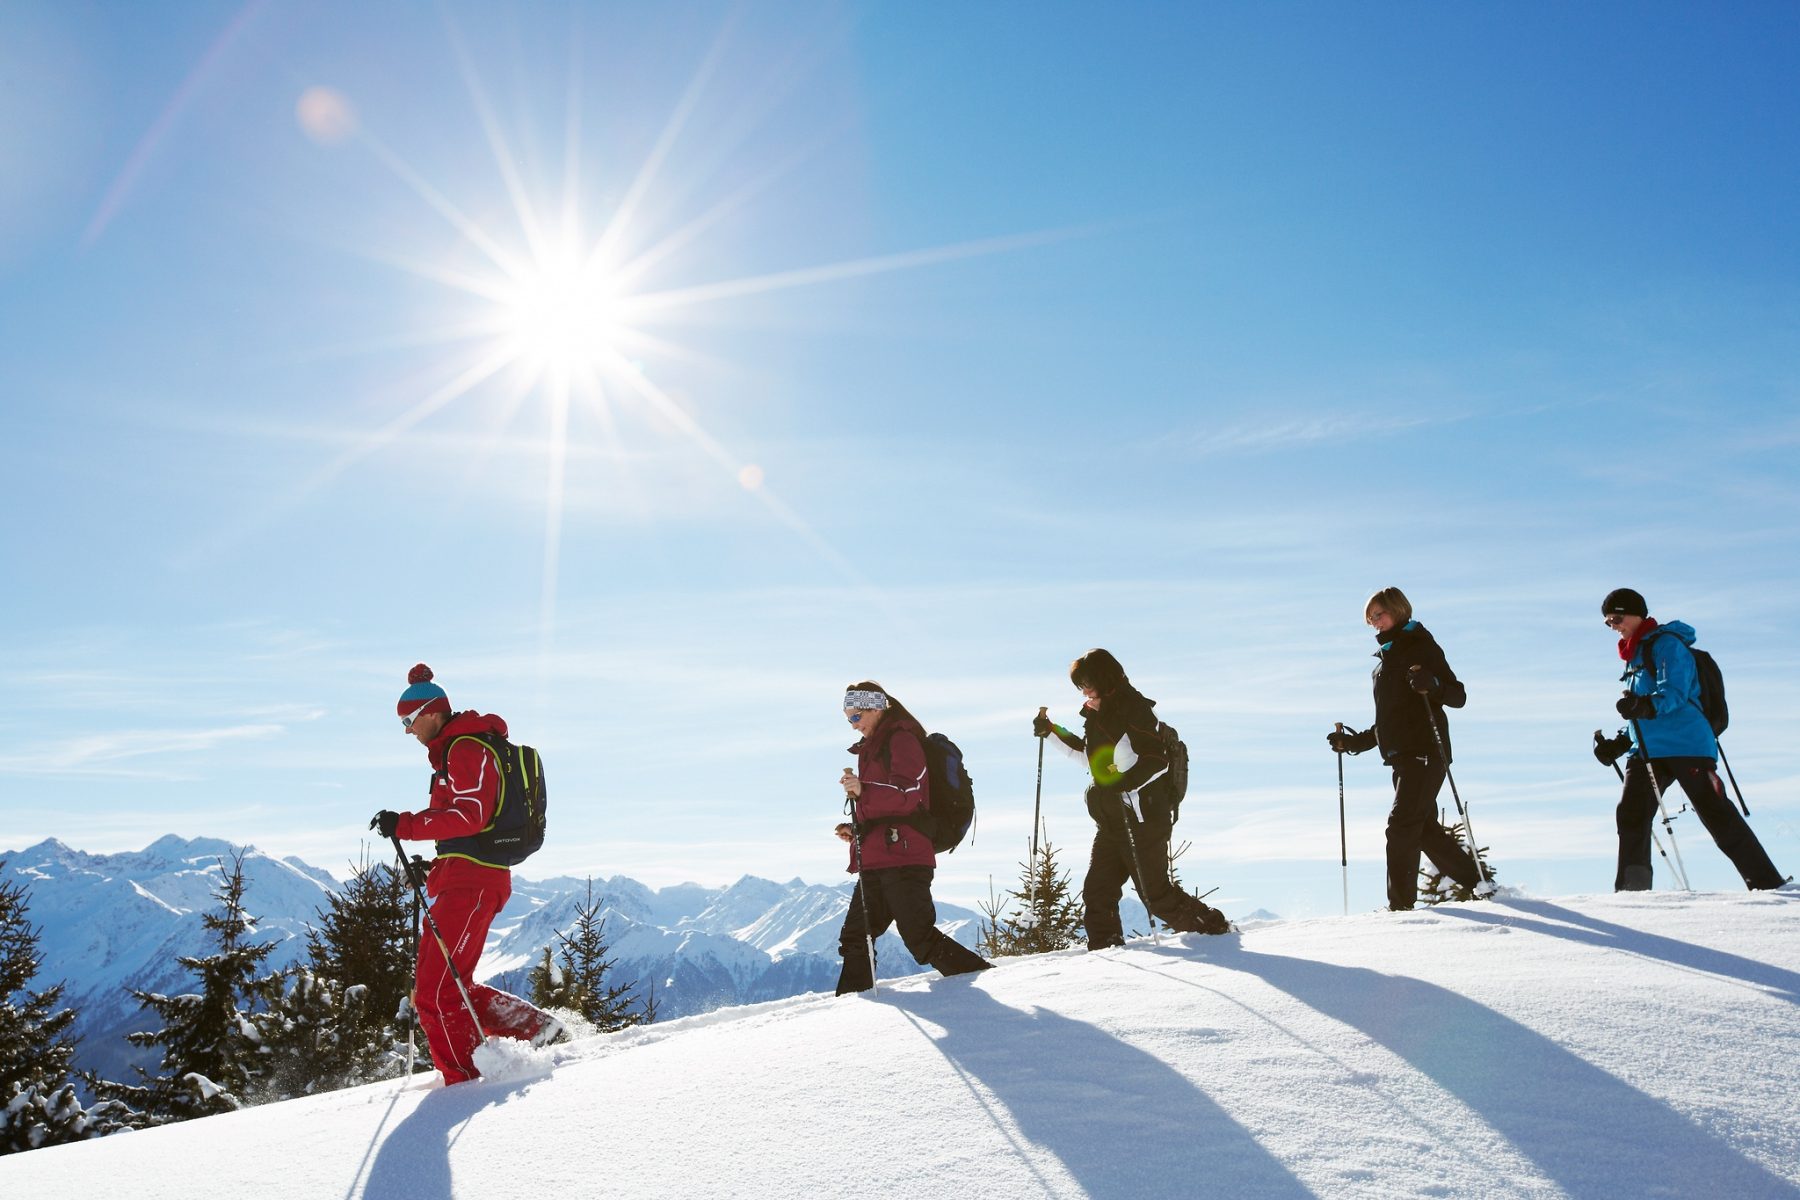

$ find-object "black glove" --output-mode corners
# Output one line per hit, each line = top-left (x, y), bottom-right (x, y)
(1616, 694), (1656, 721)
(1406, 664), (1434, 694)
(1032, 713), (1054, 739)
(369, 811), (401, 838)
(1593, 730), (1630, 767)
(1326, 728), (1352, 753)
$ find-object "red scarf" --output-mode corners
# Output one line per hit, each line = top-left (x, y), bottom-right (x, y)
(1618, 616), (1659, 662)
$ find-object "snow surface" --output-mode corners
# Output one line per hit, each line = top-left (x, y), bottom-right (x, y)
(6, 890), (1799, 1198)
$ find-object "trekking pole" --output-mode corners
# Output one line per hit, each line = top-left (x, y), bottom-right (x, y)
(1716, 742), (1751, 816)
(1623, 720), (1692, 891)
(1598, 734), (1673, 888)
(1334, 721), (1349, 916)
(845, 795), (879, 994)
(1030, 707), (1047, 924)
(1118, 797), (1160, 946)
(402, 850), (421, 1077)
(1417, 694), (1491, 887)
(388, 834), (489, 1041)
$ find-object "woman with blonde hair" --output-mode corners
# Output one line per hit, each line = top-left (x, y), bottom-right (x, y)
(1327, 588), (1491, 911)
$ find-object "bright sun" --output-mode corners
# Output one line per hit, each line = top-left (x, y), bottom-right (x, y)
(493, 245), (624, 378)
(304, 29), (1049, 655)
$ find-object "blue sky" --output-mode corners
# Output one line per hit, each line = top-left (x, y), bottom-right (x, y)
(3, 1), (1797, 919)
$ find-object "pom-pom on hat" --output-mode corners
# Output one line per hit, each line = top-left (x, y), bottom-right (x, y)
(397, 663), (451, 719)
(1601, 588), (1649, 618)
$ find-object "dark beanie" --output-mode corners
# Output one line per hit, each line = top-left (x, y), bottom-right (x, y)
(1601, 588), (1648, 618)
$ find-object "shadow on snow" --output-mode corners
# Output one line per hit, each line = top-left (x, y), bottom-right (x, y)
(880, 981), (1312, 1200)
(1171, 936), (1798, 1199)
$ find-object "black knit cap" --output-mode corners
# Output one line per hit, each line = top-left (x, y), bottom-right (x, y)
(1601, 588), (1648, 618)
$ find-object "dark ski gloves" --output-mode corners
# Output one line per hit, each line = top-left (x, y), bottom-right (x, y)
(1406, 664), (1435, 694)
(1616, 694), (1657, 721)
(369, 810), (401, 838)
(1593, 731), (1630, 767)
(1032, 712), (1054, 738)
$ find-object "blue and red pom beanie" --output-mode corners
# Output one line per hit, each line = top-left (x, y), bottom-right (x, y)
(397, 664), (451, 719)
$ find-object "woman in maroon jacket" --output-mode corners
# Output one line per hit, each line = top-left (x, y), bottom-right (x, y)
(832, 681), (991, 994)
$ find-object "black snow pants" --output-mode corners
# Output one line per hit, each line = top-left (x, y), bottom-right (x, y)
(836, 865), (988, 993)
(1082, 796), (1223, 949)
(1386, 756), (1480, 910)
(1616, 756), (1784, 891)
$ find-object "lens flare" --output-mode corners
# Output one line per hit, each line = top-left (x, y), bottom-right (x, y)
(296, 86), (357, 145)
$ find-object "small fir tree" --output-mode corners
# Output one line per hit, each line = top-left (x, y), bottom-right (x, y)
(0, 868), (132, 1153)
(979, 841), (1085, 957)
(250, 965), (408, 1103)
(1418, 811), (1499, 906)
(258, 852), (423, 1096)
(91, 851), (278, 1124)
(528, 880), (655, 1032)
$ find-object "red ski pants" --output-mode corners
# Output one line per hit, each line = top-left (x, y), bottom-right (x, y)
(414, 877), (553, 1084)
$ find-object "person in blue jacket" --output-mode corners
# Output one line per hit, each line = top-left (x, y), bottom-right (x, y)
(1592, 588), (1785, 891)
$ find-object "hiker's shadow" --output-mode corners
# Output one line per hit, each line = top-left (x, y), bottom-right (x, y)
(881, 981), (1311, 1200)
(356, 1080), (524, 1200)
(1439, 896), (1800, 1004)
(1181, 939), (1797, 1198)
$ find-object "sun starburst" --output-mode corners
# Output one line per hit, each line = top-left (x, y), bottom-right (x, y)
(287, 16), (1075, 668)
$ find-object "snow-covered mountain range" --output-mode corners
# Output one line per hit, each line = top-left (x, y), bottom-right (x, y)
(0, 836), (985, 1084)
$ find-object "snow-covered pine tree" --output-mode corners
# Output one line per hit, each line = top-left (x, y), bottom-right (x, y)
(1418, 811), (1499, 905)
(978, 841), (1085, 957)
(250, 852), (424, 1099)
(528, 879), (655, 1032)
(250, 965), (407, 1103)
(303, 854), (414, 1038)
(90, 850), (279, 1125)
(0, 869), (132, 1153)
(527, 946), (578, 1012)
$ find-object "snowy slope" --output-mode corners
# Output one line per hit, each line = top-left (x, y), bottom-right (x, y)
(7, 890), (1798, 1198)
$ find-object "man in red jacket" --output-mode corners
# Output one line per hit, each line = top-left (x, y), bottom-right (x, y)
(370, 664), (564, 1085)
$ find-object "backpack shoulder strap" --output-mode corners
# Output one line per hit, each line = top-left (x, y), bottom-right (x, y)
(446, 733), (508, 822)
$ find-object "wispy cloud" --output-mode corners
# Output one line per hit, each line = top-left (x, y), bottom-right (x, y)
(0, 723), (286, 780)
(1162, 411), (1462, 458)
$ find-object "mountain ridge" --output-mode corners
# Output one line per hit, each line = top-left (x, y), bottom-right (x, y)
(0, 834), (992, 1084)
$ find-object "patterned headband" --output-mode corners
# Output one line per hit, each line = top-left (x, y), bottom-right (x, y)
(843, 689), (888, 711)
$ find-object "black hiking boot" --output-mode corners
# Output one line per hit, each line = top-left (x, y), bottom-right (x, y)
(927, 937), (993, 978)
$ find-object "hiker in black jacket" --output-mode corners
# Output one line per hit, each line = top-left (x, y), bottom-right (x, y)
(1036, 649), (1229, 948)
(1328, 588), (1492, 911)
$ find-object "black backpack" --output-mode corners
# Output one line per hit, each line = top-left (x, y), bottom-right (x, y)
(1641, 636), (1729, 737)
(921, 732), (975, 853)
(1146, 721), (1190, 823)
(435, 732), (548, 867)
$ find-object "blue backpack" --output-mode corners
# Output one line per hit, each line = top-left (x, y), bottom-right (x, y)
(921, 733), (976, 853)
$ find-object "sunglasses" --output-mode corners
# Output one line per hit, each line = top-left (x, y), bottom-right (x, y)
(1603, 614), (1629, 628)
(401, 706), (432, 731)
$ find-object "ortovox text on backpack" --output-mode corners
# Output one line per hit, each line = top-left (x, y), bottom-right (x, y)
(434, 732), (548, 867)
